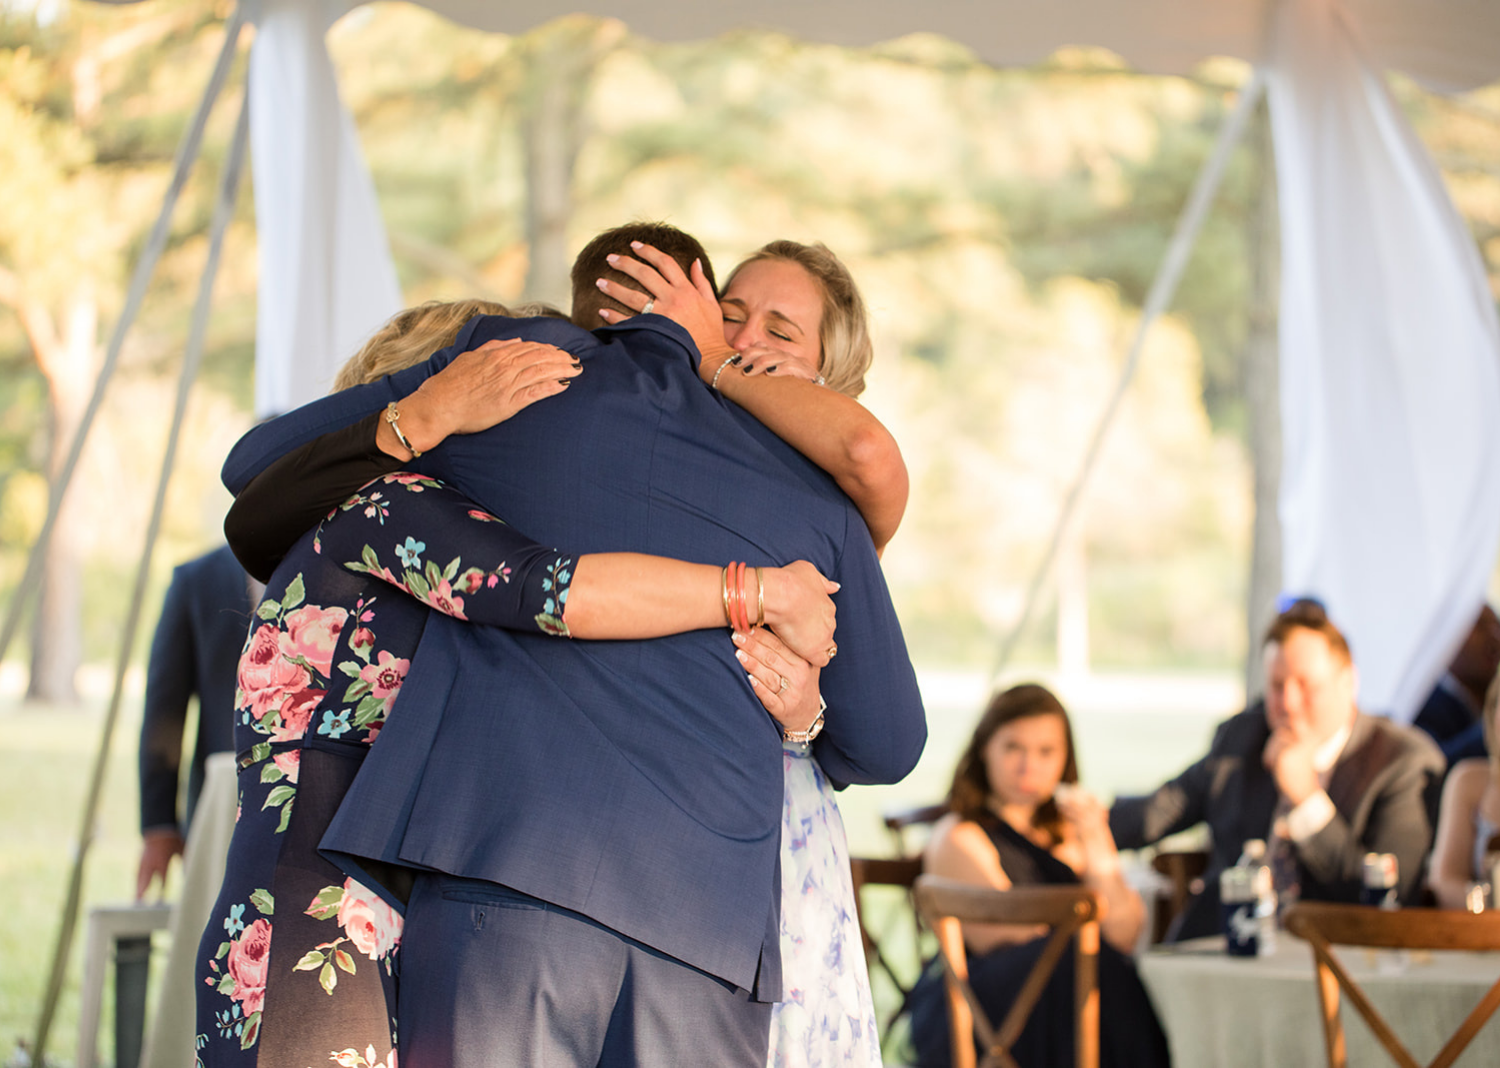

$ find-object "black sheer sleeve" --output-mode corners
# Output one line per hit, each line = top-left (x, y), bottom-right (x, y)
(225, 412), (402, 582)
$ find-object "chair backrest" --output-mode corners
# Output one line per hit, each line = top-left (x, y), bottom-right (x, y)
(1149, 848), (1210, 944)
(849, 854), (926, 1048)
(884, 801), (950, 847)
(913, 875), (1102, 1068)
(1283, 902), (1500, 1068)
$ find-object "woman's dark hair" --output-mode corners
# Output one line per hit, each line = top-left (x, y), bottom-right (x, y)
(946, 683), (1079, 846)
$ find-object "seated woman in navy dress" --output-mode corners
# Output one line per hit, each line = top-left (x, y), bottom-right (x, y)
(908, 683), (1171, 1068)
(196, 300), (839, 1068)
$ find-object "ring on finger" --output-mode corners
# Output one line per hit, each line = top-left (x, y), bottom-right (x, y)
(641, 300), (655, 315)
(778, 675), (789, 694)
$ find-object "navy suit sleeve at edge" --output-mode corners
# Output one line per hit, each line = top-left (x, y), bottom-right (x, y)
(221, 319), (488, 494)
(139, 565), (196, 832)
(812, 505), (926, 789)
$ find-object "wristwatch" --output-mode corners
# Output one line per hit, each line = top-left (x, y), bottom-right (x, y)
(782, 695), (827, 744)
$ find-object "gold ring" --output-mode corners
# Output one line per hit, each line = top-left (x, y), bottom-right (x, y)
(826, 643), (838, 659)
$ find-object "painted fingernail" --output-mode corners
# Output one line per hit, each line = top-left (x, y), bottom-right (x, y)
(557, 379), (571, 386)
(596, 278), (608, 290)
(606, 254), (619, 264)
(765, 365), (778, 374)
(742, 363), (755, 373)
(747, 673), (759, 687)
(571, 359), (582, 368)
(735, 649), (747, 664)
(732, 632), (746, 645)
(630, 241), (643, 249)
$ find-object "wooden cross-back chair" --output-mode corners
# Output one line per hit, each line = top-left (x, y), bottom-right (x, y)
(850, 853), (926, 1039)
(913, 875), (1102, 1068)
(1283, 902), (1500, 1068)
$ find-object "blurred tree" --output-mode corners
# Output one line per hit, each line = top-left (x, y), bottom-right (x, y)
(0, 1), (225, 701)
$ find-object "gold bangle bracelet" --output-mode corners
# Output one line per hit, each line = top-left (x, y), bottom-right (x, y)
(755, 566), (765, 628)
(721, 565), (732, 628)
(384, 402), (423, 458)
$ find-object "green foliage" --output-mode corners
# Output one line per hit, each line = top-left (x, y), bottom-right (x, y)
(1, 3), (1498, 682)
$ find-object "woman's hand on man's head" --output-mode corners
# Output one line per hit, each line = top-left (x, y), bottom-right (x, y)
(593, 242), (736, 376)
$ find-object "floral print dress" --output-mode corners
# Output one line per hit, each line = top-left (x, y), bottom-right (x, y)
(196, 473), (574, 1068)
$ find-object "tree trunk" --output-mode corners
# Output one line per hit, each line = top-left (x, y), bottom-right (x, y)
(26, 289), (99, 706)
(1243, 102), (1282, 703)
(519, 18), (623, 309)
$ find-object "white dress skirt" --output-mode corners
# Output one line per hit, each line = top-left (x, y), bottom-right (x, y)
(768, 741), (883, 1068)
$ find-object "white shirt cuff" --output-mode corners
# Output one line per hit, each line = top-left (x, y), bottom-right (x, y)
(1285, 789), (1336, 842)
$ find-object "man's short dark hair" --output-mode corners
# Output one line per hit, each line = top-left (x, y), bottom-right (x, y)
(1263, 598), (1353, 664)
(569, 222), (716, 328)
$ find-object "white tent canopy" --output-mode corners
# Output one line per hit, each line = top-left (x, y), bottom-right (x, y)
(250, 0), (1500, 722)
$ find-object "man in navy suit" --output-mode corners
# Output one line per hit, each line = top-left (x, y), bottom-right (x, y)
(136, 544), (256, 899)
(223, 223), (926, 1066)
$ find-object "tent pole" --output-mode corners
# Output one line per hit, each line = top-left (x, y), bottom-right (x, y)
(29, 38), (251, 1068)
(988, 67), (1267, 683)
(0, 3), (247, 672)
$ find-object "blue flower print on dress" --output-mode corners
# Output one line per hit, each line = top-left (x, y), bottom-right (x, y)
(223, 903), (246, 937)
(318, 709), (353, 739)
(394, 537), (425, 569)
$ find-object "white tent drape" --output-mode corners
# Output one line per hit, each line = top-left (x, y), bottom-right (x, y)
(1267, 0), (1500, 720)
(249, 0), (401, 416)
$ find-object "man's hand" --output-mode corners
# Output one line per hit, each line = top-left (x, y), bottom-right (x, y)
(381, 339), (583, 458)
(137, 828), (186, 900)
(1264, 727), (1320, 806)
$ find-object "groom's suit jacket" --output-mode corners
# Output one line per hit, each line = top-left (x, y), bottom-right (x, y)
(223, 314), (926, 998)
(1110, 704), (1443, 941)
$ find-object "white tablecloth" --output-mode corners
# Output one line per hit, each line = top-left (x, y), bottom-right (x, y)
(1138, 934), (1500, 1067)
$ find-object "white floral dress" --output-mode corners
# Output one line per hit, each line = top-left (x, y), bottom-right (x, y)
(769, 742), (882, 1068)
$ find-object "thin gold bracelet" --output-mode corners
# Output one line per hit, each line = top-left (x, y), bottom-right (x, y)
(755, 566), (765, 628)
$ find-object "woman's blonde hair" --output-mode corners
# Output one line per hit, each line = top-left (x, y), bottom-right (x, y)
(332, 299), (519, 391)
(725, 241), (874, 399)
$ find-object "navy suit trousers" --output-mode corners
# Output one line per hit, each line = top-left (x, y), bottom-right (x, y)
(398, 874), (771, 1068)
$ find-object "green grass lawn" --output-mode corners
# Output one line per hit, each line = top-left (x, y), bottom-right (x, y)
(1, 692), (148, 1068)
(0, 667), (1234, 1066)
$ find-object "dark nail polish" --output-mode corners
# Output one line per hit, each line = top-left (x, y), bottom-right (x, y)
(765, 365), (778, 374)
(742, 363), (755, 374)
(558, 379), (571, 386)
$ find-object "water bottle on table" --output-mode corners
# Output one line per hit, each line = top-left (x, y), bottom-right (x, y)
(1222, 839), (1275, 957)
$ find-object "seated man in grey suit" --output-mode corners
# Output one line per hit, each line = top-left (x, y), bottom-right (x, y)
(1111, 599), (1444, 940)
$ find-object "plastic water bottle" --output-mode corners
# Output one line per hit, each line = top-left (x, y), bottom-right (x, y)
(1243, 839), (1277, 955)
(1221, 842), (1266, 957)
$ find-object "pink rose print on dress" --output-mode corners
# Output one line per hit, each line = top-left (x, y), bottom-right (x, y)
(424, 577), (467, 620)
(336, 878), (403, 960)
(239, 624), (313, 721)
(271, 750), (300, 784)
(331, 1046), (397, 1068)
(283, 604), (349, 677)
(272, 685), (326, 742)
(358, 652), (409, 716)
(225, 918), (272, 1016)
